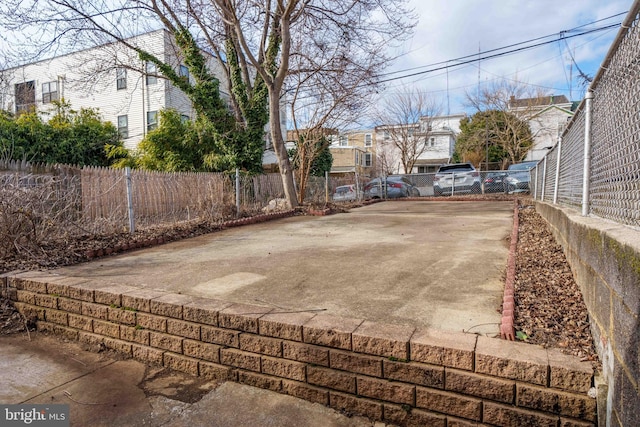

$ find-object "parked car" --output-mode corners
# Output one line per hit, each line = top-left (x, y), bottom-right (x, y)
(433, 163), (481, 196)
(332, 184), (361, 202)
(482, 172), (508, 194)
(503, 161), (538, 194)
(364, 176), (419, 199)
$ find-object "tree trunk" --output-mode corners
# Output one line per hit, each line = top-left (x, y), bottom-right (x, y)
(268, 90), (298, 208)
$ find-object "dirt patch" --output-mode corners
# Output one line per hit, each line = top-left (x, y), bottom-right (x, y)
(139, 366), (220, 404)
(514, 203), (600, 369)
(0, 298), (35, 334)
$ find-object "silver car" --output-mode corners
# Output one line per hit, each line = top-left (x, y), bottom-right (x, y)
(364, 176), (418, 199)
(433, 163), (481, 196)
(503, 161), (538, 194)
(332, 184), (360, 202)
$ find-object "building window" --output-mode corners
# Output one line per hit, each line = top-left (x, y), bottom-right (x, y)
(146, 62), (158, 85)
(15, 81), (36, 113)
(179, 65), (189, 79)
(117, 115), (128, 139)
(339, 135), (348, 147)
(41, 81), (59, 104)
(429, 137), (435, 147)
(364, 133), (372, 147)
(364, 153), (372, 167)
(181, 114), (190, 123)
(408, 128), (415, 138)
(147, 111), (158, 131)
(383, 130), (390, 140)
(116, 68), (127, 90)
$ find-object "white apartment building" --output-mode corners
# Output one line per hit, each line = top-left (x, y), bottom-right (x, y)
(0, 30), (231, 150)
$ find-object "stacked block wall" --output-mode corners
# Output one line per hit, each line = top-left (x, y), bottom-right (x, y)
(2, 272), (596, 426)
(535, 201), (640, 427)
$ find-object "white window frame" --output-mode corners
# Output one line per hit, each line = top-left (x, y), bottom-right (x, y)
(364, 153), (372, 167)
(117, 115), (128, 139)
(116, 68), (127, 90)
(41, 81), (58, 104)
(146, 62), (158, 85)
(179, 65), (189, 79)
(15, 81), (35, 113)
(147, 111), (158, 131)
(364, 133), (372, 147)
(339, 135), (348, 147)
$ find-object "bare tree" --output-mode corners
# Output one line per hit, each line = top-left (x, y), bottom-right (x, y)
(375, 86), (442, 174)
(0, 0), (415, 208)
(210, 1), (415, 207)
(466, 79), (545, 164)
(376, 145), (402, 176)
(286, 28), (384, 203)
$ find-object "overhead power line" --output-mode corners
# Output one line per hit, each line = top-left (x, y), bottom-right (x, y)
(377, 15), (624, 85)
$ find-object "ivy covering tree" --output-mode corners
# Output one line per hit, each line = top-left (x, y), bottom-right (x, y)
(134, 28), (267, 174)
(1, 0), (415, 207)
(0, 100), (123, 166)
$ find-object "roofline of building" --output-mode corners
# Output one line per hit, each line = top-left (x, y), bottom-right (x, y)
(3, 28), (223, 73)
(2, 29), (170, 72)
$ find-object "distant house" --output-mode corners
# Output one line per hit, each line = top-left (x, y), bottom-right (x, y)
(508, 95), (575, 161)
(375, 114), (464, 175)
(412, 114), (465, 174)
(328, 129), (376, 178)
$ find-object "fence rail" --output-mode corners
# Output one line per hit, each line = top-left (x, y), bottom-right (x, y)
(0, 161), (280, 234)
(530, 2), (640, 229)
(0, 160), (380, 236)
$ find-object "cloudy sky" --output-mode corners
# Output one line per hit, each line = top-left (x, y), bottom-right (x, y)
(378, 0), (632, 115)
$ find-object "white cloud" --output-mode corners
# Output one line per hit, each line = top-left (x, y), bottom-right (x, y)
(381, 0), (632, 113)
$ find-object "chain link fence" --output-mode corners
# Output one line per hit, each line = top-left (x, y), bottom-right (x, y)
(531, 3), (640, 229)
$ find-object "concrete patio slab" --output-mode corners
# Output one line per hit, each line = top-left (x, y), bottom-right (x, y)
(50, 201), (512, 336)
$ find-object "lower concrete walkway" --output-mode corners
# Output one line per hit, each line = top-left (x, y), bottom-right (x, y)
(0, 333), (379, 426)
(52, 201), (513, 336)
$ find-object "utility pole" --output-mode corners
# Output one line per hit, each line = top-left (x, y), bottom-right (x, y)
(485, 117), (489, 171)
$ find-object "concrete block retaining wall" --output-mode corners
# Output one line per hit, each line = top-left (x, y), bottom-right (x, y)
(2, 271), (596, 426)
(535, 201), (640, 427)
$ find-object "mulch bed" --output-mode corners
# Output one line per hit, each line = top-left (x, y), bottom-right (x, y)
(514, 202), (599, 369)
(0, 199), (601, 370)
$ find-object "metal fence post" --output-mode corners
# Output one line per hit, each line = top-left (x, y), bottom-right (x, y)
(125, 167), (135, 233)
(582, 91), (594, 216)
(541, 157), (547, 201)
(325, 171), (329, 204)
(533, 166), (539, 200)
(553, 137), (562, 204)
(235, 168), (240, 216)
(451, 173), (455, 196)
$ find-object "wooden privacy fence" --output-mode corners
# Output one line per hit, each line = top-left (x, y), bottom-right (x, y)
(81, 167), (236, 227)
(0, 161), (287, 233)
